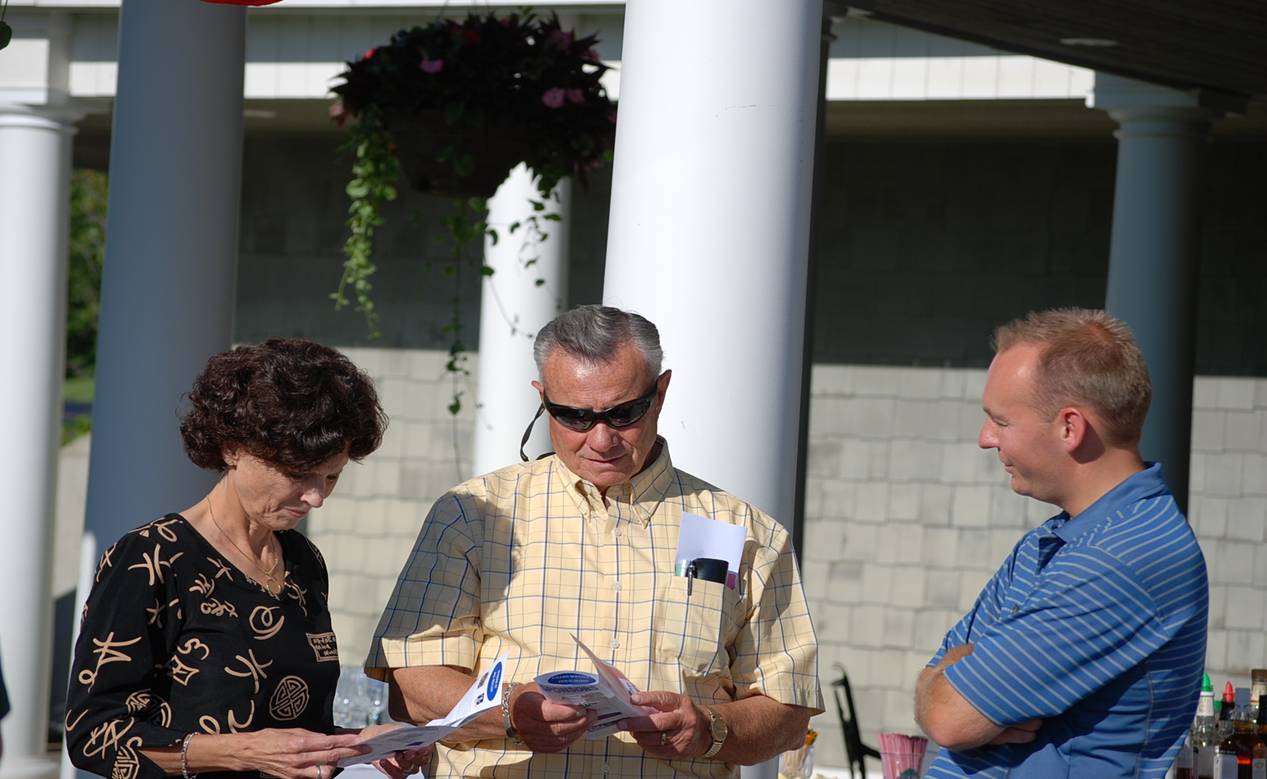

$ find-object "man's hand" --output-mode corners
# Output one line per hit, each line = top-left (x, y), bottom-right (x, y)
(508, 683), (596, 753)
(355, 724), (431, 779)
(622, 691), (711, 761)
(939, 644), (975, 667)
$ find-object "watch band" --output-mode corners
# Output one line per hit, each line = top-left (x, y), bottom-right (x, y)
(702, 707), (727, 758)
(502, 681), (522, 744)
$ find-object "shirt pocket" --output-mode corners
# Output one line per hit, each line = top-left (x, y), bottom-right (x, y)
(653, 576), (740, 678)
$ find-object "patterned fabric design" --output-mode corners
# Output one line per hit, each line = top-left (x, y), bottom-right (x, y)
(66, 515), (340, 779)
(926, 464), (1209, 778)
(366, 441), (823, 778)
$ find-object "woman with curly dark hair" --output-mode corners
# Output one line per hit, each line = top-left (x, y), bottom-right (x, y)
(66, 338), (427, 779)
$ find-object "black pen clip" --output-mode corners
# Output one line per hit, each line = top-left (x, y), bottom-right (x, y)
(686, 561), (696, 597)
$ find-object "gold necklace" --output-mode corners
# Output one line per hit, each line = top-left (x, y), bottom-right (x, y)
(206, 494), (282, 594)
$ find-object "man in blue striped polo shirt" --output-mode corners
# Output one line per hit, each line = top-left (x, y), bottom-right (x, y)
(915, 309), (1208, 778)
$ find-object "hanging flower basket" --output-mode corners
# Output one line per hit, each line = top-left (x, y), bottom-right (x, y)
(383, 110), (527, 199)
(331, 11), (616, 199)
(328, 11), (617, 340)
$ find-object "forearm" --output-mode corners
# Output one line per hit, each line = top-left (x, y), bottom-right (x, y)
(915, 661), (1004, 751)
(387, 666), (506, 743)
(712, 697), (813, 766)
(138, 734), (250, 774)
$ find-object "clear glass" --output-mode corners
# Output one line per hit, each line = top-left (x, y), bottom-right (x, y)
(779, 744), (814, 778)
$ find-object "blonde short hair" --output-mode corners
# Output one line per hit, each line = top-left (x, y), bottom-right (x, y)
(993, 308), (1151, 445)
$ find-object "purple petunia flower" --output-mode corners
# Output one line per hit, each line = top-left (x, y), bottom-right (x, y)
(541, 88), (567, 108)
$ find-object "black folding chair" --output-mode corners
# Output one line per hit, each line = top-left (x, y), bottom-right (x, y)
(832, 665), (881, 779)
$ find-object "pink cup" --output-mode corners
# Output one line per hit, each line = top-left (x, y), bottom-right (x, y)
(881, 748), (928, 779)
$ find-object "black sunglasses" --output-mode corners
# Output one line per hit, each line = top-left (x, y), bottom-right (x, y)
(546, 373), (665, 432)
(519, 373), (666, 461)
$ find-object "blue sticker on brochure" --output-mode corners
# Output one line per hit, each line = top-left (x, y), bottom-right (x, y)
(486, 660), (503, 700)
(544, 672), (597, 685)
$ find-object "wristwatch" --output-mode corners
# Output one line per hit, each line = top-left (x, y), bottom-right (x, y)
(502, 682), (522, 744)
(702, 706), (728, 759)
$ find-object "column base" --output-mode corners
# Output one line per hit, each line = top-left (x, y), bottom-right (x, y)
(0, 754), (60, 779)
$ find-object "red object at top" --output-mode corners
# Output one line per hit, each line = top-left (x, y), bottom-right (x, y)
(201, 1), (283, 5)
(1224, 681), (1236, 706)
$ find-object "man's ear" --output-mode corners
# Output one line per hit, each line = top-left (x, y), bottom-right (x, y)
(531, 379), (545, 398)
(1058, 407), (1088, 451)
(656, 369), (672, 406)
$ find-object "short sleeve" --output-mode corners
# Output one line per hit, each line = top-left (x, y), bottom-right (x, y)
(943, 548), (1167, 726)
(65, 532), (187, 779)
(365, 490), (485, 677)
(928, 549), (1017, 668)
(729, 515), (824, 712)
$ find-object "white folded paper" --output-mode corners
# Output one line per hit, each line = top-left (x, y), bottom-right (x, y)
(534, 635), (649, 738)
(337, 656), (507, 766)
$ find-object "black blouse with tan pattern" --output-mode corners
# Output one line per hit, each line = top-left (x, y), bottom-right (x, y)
(66, 514), (341, 779)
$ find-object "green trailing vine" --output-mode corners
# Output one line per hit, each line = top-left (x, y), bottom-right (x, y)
(329, 11), (615, 416)
(331, 110), (399, 339)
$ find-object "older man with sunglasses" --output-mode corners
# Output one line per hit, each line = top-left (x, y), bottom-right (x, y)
(366, 305), (822, 778)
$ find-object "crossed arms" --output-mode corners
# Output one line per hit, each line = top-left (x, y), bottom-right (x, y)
(914, 644), (1041, 752)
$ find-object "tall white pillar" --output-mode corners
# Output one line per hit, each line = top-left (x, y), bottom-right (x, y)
(70, 6), (245, 774)
(1088, 74), (1237, 509)
(602, 3), (822, 776)
(0, 104), (77, 779)
(603, 0), (821, 521)
(472, 164), (571, 474)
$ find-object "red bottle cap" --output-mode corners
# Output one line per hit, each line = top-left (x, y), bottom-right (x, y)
(1224, 681), (1236, 702)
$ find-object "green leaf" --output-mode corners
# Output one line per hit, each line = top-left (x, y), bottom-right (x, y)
(480, 265), (496, 276)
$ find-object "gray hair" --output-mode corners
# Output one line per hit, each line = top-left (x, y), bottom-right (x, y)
(533, 305), (663, 376)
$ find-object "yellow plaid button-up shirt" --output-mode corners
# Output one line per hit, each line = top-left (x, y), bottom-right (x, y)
(366, 441), (822, 778)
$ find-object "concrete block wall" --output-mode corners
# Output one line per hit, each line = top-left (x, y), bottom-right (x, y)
(802, 366), (1267, 769)
(304, 347), (476, 665)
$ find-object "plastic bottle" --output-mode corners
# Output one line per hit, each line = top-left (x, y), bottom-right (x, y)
(1214, 687), (1253, 779)
(1197, 675), (1221, 778)
(1249, 692), (1267, 779)
(1221, 683), (1241, 740)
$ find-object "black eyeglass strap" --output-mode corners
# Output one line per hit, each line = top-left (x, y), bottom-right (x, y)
(520, 403), (547, 462)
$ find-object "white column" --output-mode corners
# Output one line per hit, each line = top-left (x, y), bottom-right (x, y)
(603, 0), (821, 521)
(67, 5), (244, 775)
(602, 3), (822, 776)
(1088, 74), (1237, 509)
(472, 164), (571, 474)
(0, 104), (77, 779)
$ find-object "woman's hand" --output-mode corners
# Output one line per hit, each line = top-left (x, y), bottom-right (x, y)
(357, 724), (432, 779)
(236, 728), (370, 779)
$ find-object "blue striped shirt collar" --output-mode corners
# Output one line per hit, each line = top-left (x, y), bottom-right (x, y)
(1051, 462), (1169, 543)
